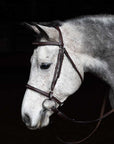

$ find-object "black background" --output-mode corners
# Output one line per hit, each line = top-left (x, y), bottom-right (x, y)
(0, 0), (114, 144)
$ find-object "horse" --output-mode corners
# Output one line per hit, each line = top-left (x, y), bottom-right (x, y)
(21, 15), (114, 132)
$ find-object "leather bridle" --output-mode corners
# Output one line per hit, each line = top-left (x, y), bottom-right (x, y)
(26, 26), (83, 109)
(26, 25), (114, 144)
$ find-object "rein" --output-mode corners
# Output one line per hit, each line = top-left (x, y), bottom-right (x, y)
(26, 25), (114, 143)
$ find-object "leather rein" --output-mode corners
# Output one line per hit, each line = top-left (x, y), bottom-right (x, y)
(26, 26), (114, 144)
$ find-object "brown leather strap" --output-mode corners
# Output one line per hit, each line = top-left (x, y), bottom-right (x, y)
(26, 84), (49, 97)
(26, 84), (62, 105)
(32, 41), (61, 47)
(51, 48), (64, 92)
(64, 49), (83, 83)
(52, 98), (114, 124)
(54, 26), (64, 48)
(56, 93), (109, 144)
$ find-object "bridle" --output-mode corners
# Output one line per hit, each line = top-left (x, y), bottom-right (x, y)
(26, 26), (83, 107)
(26, 25), (114, 144)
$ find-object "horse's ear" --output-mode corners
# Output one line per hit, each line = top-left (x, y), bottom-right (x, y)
(22, 21), (61, 41)
(35, 22), (61, 41)
(21, 22), (40, 35)
(21, 22), (49, 40)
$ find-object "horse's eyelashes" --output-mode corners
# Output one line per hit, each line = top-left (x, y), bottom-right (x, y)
(40, 63), (51, 70)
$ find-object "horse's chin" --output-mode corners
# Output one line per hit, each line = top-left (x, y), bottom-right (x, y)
(27, 120), (49, 130)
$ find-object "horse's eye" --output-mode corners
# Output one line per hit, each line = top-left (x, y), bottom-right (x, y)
(40, 63), (51, 70)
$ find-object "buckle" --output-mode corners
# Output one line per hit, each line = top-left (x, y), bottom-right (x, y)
(49, 90), (53, 99)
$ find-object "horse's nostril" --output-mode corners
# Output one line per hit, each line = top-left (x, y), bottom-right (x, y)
(23, 113), (31, 126)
